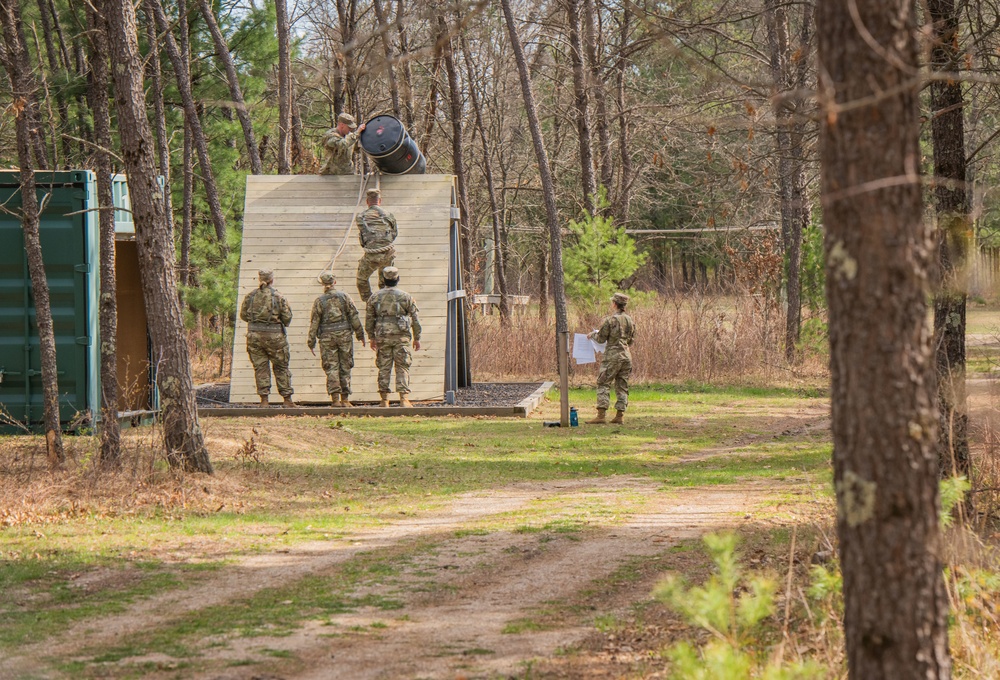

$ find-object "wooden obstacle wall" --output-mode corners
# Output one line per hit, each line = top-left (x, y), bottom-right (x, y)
(230, 174), (456, 404)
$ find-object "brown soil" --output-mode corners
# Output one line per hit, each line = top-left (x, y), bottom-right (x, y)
(2, 473), (826, 680)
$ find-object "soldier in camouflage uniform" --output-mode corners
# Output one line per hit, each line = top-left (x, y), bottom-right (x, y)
(365, 267), (421, 407)
(356, 188), (398, 301)
(319, 113), (366, 175)
(587, 292), (636, 424)
(307, 273), (365, 407)
(240, 269), (295, 407)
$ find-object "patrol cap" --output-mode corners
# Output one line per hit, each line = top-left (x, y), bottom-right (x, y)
(366, 188), (381, 202)
(337, 113), (358, 130)
(319, 273), (335, 286)
(258, 268), (274, 282)
(382, 266), (399, 282)
(612, 292), (630, 307)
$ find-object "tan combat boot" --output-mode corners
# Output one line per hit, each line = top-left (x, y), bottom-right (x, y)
(330, 394), (342, 407)
(610, 410), (625, 424)
(587, 408), (607, 424)
(341, 397), (353, 407)
(282, 396), (296, 408)
(400, 395), (413, 408)
(379, 392), (390, 407)
(259, 395), (269, 407)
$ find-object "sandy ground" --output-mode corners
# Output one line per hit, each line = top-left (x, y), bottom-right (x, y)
(1, 472), (823, 680)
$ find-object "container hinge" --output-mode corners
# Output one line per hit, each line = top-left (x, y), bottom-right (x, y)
(450, 208), (461, 220)
(447, 289), (466, 301)
(76, 336), (91, 346)
(74, 263), (90, 273)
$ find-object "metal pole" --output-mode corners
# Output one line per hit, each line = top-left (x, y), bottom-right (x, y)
(558, 330), (569, 427)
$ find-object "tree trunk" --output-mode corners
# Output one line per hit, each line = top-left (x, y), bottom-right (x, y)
(35, 0), (71, 165)
(198, 0), (263, 175)
(395, 0), (415, 128)
(764, 0), (810, 363)
(180, 120), (194, 289)
(0, 0), (64, 466)
(928, 0), (970, 480)
(372, 0), (401, 118)
(461, 33), (510, 324)
(613, 4), (632, 222)
(275, 0), (291, 174)
(420, 39), (443, 153)
(148, 0), (228, 247)
(440, 14), (473, 288)
(142, 0), (175, 237)
(817, 0), (951, 676)
(102, 0), (213, 473)
(501, 0), (570, 425)
(566, 0), (596, 212)
(584, 0), (612, 193)
(85, 1), (121, 467)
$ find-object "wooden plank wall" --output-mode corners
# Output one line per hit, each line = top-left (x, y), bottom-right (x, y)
(230, 174), (456, 403)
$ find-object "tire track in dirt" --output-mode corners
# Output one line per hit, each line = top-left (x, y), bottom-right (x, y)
(199, 486), (758, 680)
(0, 478), (652, 676)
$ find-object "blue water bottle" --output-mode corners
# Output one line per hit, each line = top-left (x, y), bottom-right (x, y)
(570, 407), (579, 427)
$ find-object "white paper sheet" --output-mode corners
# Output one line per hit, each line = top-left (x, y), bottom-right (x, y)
(572, 333), (606, 364)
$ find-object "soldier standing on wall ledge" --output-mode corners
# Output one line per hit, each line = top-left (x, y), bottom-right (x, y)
(365, 266), (421, 408)
(307, 273), (365, 407)
(356, 188), (398, 301)
(319, 113), (366, 175)
(587, 292), (636, 425)
(240, 269), (295, 407)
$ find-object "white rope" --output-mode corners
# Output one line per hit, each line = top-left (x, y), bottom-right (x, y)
(317, 172), (373, 282)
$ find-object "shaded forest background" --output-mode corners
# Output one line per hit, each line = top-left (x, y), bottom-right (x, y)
(3, 0), (1000, 367)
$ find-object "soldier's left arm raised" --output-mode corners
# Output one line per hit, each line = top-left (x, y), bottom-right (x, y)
(409, 296), (422, 350)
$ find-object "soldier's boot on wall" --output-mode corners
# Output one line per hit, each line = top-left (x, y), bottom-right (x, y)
(341, 397), (353, 407)
(283, 396), (296, 408)
(379, 392), (390, 407)
(259, 395), (269, 407)
(400, 395), (413, 408)
(610, 410), (625, 425)
(330, 394), (342, 407)
(587, 408), (607, 424)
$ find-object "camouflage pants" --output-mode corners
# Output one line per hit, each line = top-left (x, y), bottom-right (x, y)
(596, 352), (631, 412)
(247, 331), (292, 397)
(356, 248), (396, 302)
(376, 338), (412, 394)
(319, 333), (354, 396)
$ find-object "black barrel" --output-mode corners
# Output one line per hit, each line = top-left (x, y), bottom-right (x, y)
(359, 115), (427, 174)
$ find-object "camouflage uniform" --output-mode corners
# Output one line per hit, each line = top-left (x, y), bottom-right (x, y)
(365, 286), (421, 395)
(594, 311), (636, 412)
(355, 204), (398, 301)
(319, 129), (360, 175)
(240, 283), (294, 397)
(308, 287), (365, 398)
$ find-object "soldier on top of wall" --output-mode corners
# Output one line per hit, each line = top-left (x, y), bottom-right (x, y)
(356, 188), (398, 301)
(587, 292), (636, 425)
(365, 266), (421, 408)
(307, 273), (365, 407)
(240, 269), (295, 407)
(319, 113), (366, 175)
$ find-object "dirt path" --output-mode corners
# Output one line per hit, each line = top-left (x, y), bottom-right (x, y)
(4, 478), (805, 679)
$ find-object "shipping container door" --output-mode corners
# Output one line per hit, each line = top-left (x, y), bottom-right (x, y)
(0, 173), (90, 426)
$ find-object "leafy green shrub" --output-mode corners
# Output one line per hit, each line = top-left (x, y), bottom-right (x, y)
(563, 190), (647, 308)
(654, 533), (825, 679)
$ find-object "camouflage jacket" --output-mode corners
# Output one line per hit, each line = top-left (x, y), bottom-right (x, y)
(356, 206), (398, 251)
(365, 287), (421, 342)
(308, 290), (364, 348)
(595, 312), (635, 358)
(319, 129), (359, 175)
(240, 284), (292, 328)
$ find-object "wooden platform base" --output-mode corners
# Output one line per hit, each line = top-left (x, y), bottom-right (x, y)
(199, 382), (554, 419)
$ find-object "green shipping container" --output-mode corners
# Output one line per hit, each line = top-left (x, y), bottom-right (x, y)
(0, 170), (154, 430)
